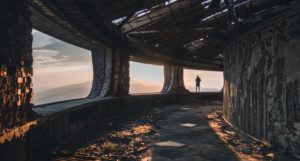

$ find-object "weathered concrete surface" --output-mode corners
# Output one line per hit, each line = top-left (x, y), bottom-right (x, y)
(110, 49), (130, 96)
(88, 48), (113, 97)
(26, 93), (221, 160)
(0, 0), (34, 131)
(161, 65), (189, 93)
(89, 48), (129, 97)
(44, 102), (280, 161)
(0, 1), (37, 161)
(223, 6), (300, 156)
(151, 104), (239, 161)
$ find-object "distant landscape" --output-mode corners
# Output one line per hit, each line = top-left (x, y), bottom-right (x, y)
(33, 81), (92, 105)
(34, 82), (221, 105)
(31, 30), (223, 105)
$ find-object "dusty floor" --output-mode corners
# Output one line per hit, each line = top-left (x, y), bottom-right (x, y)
(46, 102), (291, 161)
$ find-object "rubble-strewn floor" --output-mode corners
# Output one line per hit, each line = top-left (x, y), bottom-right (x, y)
(47, 102), (291, 161)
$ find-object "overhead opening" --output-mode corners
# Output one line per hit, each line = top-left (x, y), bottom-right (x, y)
(136, 9), (151, 17)
(165, 0), (177, 6)
(111, 16), (127, 25)
(183, 37), (206, 52)
(32, 29), (93, 105)
(184, 69), (223, 92)
(129, 61), (164, 94)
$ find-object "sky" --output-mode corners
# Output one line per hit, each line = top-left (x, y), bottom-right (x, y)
(32, 29), (223, 104)
(32, 29), (93, 104)
(129, 62), (164, 93)
(32, 30), (93, 93)
(184, 69), (223, 92)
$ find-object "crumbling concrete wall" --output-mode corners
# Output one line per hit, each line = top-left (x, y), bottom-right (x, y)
(223, 7), (300, 155)
(89, 48), (129, 97)
(110, 49), (130, 96)
(0, 0), (36, 161)
(0, 0), (34, 131)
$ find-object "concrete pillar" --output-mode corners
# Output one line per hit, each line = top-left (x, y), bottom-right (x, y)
(88, 48), (129, 97)
(88, 48), (112, 97)
(0, 0), (35, 160)
(110, 49), (130, 96)
(0, 0), (34, 130)
(161, 65), (189, 93)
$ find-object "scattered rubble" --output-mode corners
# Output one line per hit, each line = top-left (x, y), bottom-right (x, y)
(50, 112), (161, 161)
(207, 110), (298, 161)
(47, 106), (298, 161)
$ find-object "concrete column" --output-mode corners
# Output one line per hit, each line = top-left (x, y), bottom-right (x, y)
(88, 48), (129, 97)
(0, 1), (35, 160)
(161, 65), (189, 93)
(109, 49), (130, 96)
(88, 48), (112, 97)
(0, 0), (34, 130)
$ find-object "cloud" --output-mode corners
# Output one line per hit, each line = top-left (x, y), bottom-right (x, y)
(33, 49), (67, 68)
(32, 30), (91, 68)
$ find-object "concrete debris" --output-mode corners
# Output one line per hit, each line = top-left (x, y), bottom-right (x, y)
(49, 112), (161, 161)
(208, 110), (300, 161)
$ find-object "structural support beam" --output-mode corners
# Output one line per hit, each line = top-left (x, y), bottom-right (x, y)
(127, 36), (223, 71)
(88, 48), (112, 97)
(89, 48), (129, 97)
(161, 65), (189, 93)
(110, 49), (130, 96)
(0, 0), (35, 130)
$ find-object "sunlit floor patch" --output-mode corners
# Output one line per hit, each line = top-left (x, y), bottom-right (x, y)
(49, 115), (160, 161)
(207, 110), (278, 161)
(46, 101), (286, 161)
(155, 141), (186, 147)
(180, 123), (197, 127)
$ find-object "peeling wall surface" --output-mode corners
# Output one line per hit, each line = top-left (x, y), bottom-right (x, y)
(223, 7), (300, 155)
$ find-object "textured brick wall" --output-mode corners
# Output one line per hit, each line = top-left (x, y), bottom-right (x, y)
(0, 0), (34, 131)
(111, 49), (130, 96)
(223, 7), (300, 155)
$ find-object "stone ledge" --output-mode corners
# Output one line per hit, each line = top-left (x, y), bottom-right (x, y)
(33, 92), (222, 117)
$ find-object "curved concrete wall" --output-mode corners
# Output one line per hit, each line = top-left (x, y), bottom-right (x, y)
(223, 6), (300, 155)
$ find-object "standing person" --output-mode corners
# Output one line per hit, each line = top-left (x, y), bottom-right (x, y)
(195, 75), (201, 92)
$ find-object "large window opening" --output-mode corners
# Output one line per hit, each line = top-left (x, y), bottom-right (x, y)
(32, 29), (93, 105)
(129, 61), (164, 94)
(184, 69), (223, 92)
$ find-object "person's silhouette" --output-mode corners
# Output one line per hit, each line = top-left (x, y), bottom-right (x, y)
(195, 75), (201, 92)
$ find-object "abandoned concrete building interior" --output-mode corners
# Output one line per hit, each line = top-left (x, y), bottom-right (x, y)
(0, 0), (300, 160)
